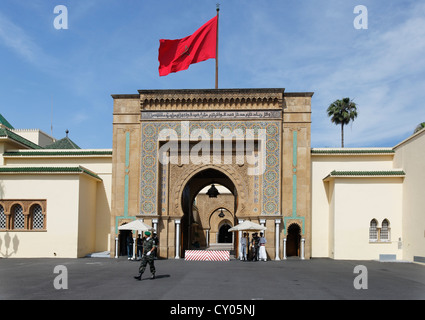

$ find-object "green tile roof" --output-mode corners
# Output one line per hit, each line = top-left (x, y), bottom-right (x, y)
(0, 127), (43, 149)
(4, 150), (112, 157)
(324, 170), (406, 180)
(44, 136), (80, 149)
(312, 149), (394, 154)
(330, 170), (405, 176)
(0, 114), (14, 129)
(0, 166), (102, 181)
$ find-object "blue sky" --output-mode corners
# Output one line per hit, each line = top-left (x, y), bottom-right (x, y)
(1, 0), (424, 149)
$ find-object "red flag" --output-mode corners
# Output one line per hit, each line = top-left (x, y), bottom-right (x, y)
(158, 16), (217, 76)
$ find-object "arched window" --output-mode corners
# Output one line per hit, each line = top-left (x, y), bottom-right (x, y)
(381, 219), (390, 241)
(369, 219), (378, 241)
(0, 205), (5, 230)
(31, 204), (44, 230)
(13, 204), (25, 229)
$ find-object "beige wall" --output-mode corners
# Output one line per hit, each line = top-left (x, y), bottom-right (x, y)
(11, 129), (54, 148)
(330, 177), (403, 260)
(394, 130), (425, 262)
(311, 151), (403, 260)
(77, 174), (98, 257)
(0, 175), (80, 258)
(0, 150), (112, 258)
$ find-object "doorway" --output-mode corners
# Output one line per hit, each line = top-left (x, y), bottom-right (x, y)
(286, 223), (301, 257)
(119, 230), (133, 257)
(180, 168), (237, 254)
(218, 223), (232, 243)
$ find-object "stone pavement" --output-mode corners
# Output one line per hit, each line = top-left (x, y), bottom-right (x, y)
(0, 257), (424, 300)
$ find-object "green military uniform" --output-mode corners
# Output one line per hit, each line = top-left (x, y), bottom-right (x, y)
(134, 231), (156, 280)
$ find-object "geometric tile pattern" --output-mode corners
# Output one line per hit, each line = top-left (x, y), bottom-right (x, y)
(141, 121), (281, 216)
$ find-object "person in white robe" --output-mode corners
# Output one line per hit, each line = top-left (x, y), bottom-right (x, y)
(258, 232), (267, 261)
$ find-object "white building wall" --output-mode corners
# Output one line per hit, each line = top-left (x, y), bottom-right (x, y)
(311, 152), (394, 257)
(332, 177), (403, 260)
(393, 130), (425, 262)
(311, 151), (400, 259)
(0, 175), (80, 258)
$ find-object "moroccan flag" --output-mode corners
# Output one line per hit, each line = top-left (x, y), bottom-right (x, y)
(158, 16), (217, 76)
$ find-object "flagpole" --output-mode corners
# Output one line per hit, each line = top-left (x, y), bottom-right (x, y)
(215, 4), (219, 89)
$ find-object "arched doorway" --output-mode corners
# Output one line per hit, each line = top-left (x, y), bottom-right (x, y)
(118, 229), (133, 258)
(218, 223), (232, 243)
(286, 223), (301, 257)
(180, 168), (237, 254)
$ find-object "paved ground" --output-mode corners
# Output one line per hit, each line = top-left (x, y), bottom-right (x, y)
(0, 257), (424, 300)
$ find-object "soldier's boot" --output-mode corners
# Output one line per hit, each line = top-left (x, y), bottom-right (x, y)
(134, 273), (143, 280)
(151, 273), (156, 280)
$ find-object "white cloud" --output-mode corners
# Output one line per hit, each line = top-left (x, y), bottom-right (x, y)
(308, 2), (425, 147)
(0, 11), (41, 63)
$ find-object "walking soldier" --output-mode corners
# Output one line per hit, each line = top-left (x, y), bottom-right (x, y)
(134, 231), (156, 280)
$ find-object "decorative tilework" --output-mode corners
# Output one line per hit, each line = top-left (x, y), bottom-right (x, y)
(140, 121), (281, 216)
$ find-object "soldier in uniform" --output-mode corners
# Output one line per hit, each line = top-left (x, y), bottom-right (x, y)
(152, 231), (159, 259)
(134, 231), (156, 280)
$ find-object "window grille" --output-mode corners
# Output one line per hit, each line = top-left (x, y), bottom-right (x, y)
(32, 205), (44, 229)
(369, 219), (378, 241)
(381, 219), (390, 241)
(0, 205), (5, 229)
(13, 205), (24, 229)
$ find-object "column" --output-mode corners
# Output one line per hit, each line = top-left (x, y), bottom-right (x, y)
(152, 218), (158, 233)
(260, 219), (266, 236)
(275, 219), (281, 261)
(301, 238), (305, 260)
(206, 229), (210, 248)
(175, 219), (181, 259)
(283, 238), (287, 260)
(238, 219), (244, 260)
(115, 237), (119, 259)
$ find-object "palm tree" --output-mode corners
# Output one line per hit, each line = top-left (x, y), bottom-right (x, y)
(414, 122), (425, 134)
(327, 97), (358, 148)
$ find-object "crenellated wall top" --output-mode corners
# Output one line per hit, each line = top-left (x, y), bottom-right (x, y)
(138, 88), (286, 111)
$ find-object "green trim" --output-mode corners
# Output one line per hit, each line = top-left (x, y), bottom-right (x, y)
(285, 130), (305, 235)
(0, 114), (14, 129)
(292, 174), (297, 217)
(0, 127), (43, 149)
(328, 170), (405, 177)
(116, 133), (132, 234)
(0, 166), (102, 180)
(124, 132), (130, 218)
(292, 131), (297, 167)
(115, 216), (135, 234)
(311, 149), (394, 154)
(324, 170), (406, 181)
(44, 137), (80, 149)
(125, 132), (130, 168)
(280, 130), (309, 235)
(4, 150), (112, 157)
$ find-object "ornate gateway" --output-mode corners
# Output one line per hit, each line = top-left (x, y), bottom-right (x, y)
(111, 88), (313, 259)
